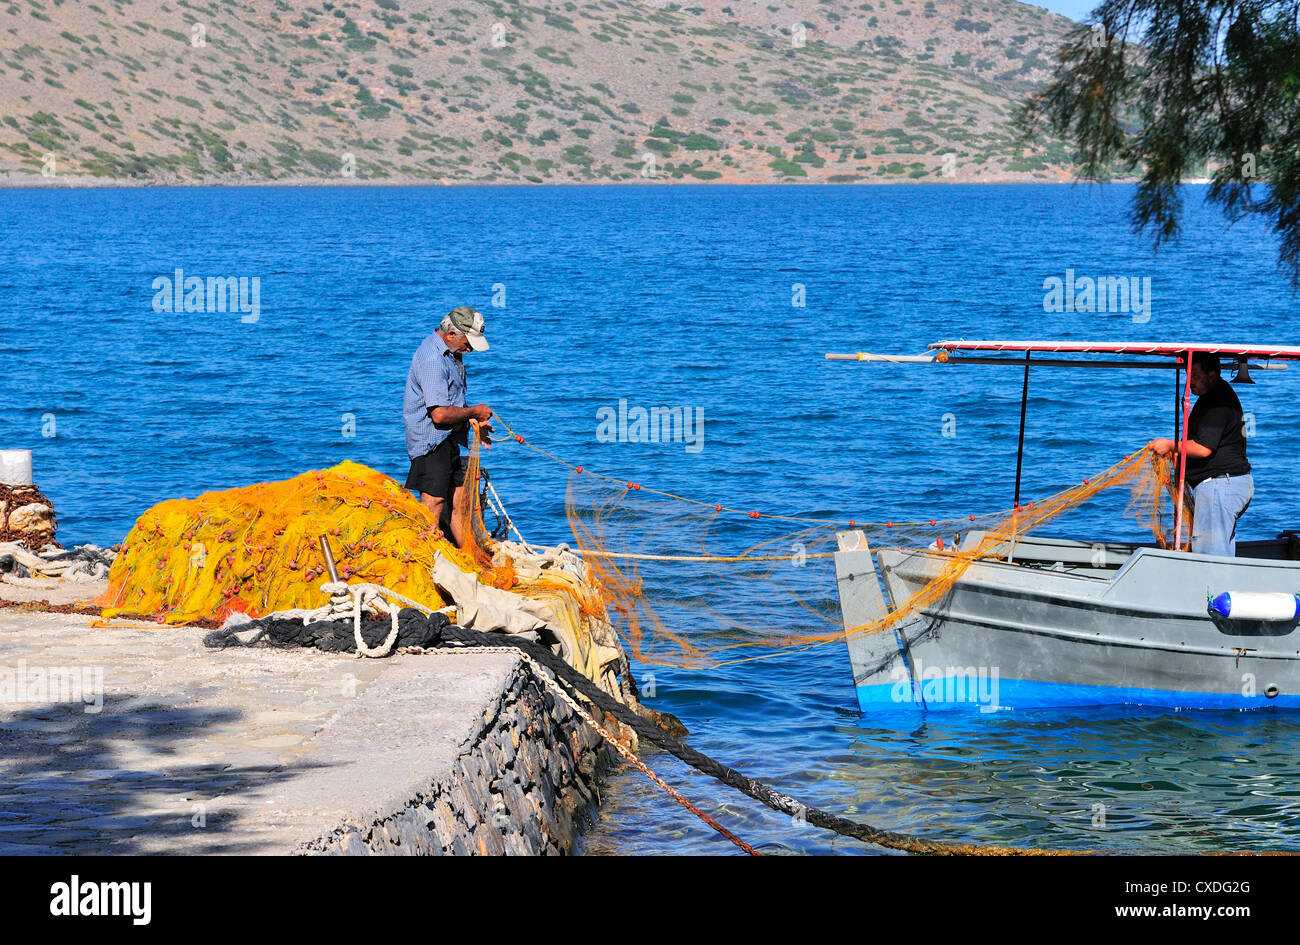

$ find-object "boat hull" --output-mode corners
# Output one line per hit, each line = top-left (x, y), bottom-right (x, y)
(836, 534), (1300, 713)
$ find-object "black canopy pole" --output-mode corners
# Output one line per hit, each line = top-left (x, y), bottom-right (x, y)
(1014, 350), (1030, 507)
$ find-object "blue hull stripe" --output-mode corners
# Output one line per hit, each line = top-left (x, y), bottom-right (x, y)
(857, 677), (1300, 712)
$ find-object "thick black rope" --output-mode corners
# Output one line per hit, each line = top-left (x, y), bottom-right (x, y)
(435, 623), (1067, 856)
(203, 608), (451, 654)
(204, 608), (1070, 855)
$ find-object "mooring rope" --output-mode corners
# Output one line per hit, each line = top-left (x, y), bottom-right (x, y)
(435, 645), (759, 855)
(196, 592), (1293, 856)
(436, 621), (1084, 856)
(213, 594), (1045, 854)
(212, 581), (1091, 855)
(206, 597), (758, 853)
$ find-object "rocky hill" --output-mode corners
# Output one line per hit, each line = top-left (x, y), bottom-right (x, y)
(0, 0), (1080, 184)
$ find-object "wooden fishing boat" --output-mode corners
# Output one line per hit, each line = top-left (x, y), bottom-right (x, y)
(829, 340), (1300, 712)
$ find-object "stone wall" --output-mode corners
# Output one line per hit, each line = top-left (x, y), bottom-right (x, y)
(302, 657), (611, 855)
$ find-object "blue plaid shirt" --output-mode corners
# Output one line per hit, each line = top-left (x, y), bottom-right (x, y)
(403, 332), (467, 460)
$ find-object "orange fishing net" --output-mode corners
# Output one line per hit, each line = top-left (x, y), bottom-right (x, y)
(93, 410), (1183, 679)
(562, 447), (1184, 669)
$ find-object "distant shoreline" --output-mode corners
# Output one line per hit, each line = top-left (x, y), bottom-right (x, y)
(1, 172), (1141, 190)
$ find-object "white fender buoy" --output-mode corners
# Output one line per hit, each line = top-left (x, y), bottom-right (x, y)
(1208, 591), (1300, 621)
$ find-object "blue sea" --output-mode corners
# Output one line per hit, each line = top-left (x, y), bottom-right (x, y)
(4, 183), (1300, 854)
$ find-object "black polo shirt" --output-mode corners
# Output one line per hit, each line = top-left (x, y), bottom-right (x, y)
(1185, 378), (1251, 487)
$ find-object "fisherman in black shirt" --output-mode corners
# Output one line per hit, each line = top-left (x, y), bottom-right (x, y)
(1147, 352), (1253, 556)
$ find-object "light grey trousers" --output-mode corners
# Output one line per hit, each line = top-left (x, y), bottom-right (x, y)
(1190, 473), (1254, 558)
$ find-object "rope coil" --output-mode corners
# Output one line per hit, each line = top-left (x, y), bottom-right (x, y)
(316, 580), (453, 658)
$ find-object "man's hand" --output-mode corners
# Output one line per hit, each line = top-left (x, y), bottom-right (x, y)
(430, 403), (494, 427)
(469, 405), (494, 448)
(1147, 438), (1176, 457)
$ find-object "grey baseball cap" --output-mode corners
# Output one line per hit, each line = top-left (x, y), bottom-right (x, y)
(447, 305), (489, 351)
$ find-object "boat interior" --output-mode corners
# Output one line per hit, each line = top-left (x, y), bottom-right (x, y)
(953, 531), (1300, 576)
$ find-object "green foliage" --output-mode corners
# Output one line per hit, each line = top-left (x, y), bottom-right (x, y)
(649, 118), (680, 140)
(728, 98), (778, 115)
(1021, 0), (1300, 284)
(681, 132), (720, 150)
(535, 46), (574, 66)
(302, 148), (340, 171)
(794, 142), (825, 166)
(562, 144), (592, 166)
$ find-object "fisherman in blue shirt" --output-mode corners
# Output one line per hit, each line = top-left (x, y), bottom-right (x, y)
(1147, 352), (1253, 557)
(403, 306), (493, 546)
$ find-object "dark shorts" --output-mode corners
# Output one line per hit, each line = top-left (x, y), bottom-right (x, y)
(405, 437), (465, 500)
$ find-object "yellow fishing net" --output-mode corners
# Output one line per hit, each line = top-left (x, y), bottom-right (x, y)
(95, 461), (466, 623)
(92, 430), (600, 628)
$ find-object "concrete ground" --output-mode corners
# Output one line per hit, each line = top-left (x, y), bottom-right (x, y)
(0, 580), (520, 854)
(0, 574), (108, 606)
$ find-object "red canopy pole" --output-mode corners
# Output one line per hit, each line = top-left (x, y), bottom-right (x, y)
(1173, 350), (1195, 549)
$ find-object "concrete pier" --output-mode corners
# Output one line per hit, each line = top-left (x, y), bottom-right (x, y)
(0, 598), (609, 854)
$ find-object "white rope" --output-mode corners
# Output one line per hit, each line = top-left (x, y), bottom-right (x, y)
(354, 586), (399, 658)
(580, 549), (839, 562)
(318, 581), (450, 659)
(485, 479), (533, 552)
(255, 581), (452, 659)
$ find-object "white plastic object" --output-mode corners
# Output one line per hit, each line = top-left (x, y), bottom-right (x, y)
(0, 450), (33, 487)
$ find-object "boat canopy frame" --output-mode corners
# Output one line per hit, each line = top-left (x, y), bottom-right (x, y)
(826, 340), (1299, 549)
